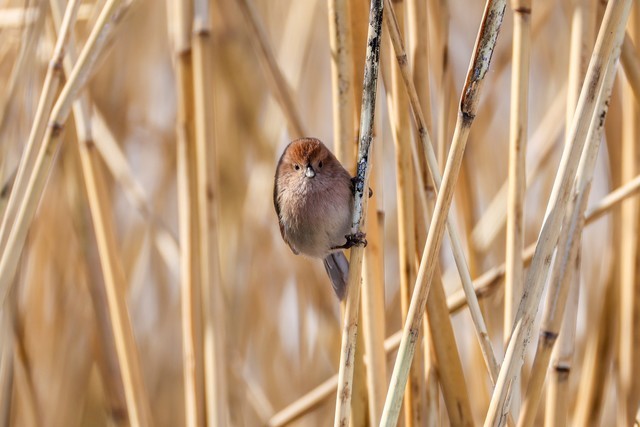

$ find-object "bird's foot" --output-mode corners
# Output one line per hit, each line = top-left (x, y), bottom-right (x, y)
(332, 231), (367, 250)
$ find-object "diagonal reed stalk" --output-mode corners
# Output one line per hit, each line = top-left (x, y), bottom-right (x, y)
(380, 1), (507, 425)
(0, 1), (155, 426)
(267, 167), (640, 425)
(517, 40), (619, 427)
(333, 0), (383, 424)
(546, 1), (595, 425)
(0, 0), (129, 308)
(192, 0), (229, 425)
(267, 170), (640, 425)
(47, 0), (149, 425)
(484, 1), (634, 425)
(234, 0), (306, 138)
(383, 1), (507, 424)
(0, 6), (74, 261)
(0, 0), (80, 271)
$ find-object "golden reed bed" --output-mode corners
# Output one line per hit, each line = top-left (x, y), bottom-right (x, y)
(0, 0), (639, 426)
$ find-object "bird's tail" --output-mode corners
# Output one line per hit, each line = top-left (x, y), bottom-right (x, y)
(323, 251), (349, 300)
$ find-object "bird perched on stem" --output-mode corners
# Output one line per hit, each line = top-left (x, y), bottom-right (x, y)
(273, 137), (367, 300)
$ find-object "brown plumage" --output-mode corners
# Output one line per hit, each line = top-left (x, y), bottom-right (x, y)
(273, 137), (362, 300)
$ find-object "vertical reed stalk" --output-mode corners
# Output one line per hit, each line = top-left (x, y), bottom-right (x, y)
(504, 0), (532, 416)
(47, 1), (136, 423)
(471, 92), (566, 252)
(0, 0), (80, 276)
(621, 34), (640, 101)
(380, 1), (507, 425)
(172, 1), (206, 425)
(333, 0), (383, 424)
(504, 0), (531, 350)
(0, 0), (128, 309)
(192, 0), (229, 424)
(329, 1), (370, 424)
(484, 1), (633, 425)
(618, 5), (640, 425)
(388, 0), (422, 424)
(360, 149), (386, 424)
(328, 0), (356, 166)
(406, 2), (433, 421)
(0, 1), (154, 426)
(544, 257), (580, 427)
(407, 0), (431, 130)
(384, 1), (503, 423)
(430, 0), (451, 169)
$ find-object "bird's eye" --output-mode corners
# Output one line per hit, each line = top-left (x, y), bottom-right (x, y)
(318, 161), (323, 168)
(294, 164), (300, 170)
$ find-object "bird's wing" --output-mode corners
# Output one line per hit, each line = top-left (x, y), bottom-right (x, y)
(273, 172), (299, 255)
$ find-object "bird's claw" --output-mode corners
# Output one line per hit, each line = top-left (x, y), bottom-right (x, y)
(332, 231), (367, 250)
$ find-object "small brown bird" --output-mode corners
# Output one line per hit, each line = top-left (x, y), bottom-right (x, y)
(273, 137), (366, 300)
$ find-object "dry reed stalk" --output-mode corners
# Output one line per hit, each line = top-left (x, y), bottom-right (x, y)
(90, 108), (180, 270)
(11, 310), (39, 427)
(380, 2), (507, 425)
(381, 10), (470, 426)
(504, 0), (531, 353)
(471, 90), (566, 253)
(192, 0), (229, 424)
(428, 0), (451, 169)
(0, 0), (80, 266)
(504, 0), (532, 416)
(328, 1), (369, 423)
(0, 2), (44, 145)
(0, 1), (156, 426)
(171, 0), (207, 424)
(621, 33), (640, 101)
(328, 0), (355, 166)
(517, 46), (618, 426)
(407, 0), (431, 130)
(585, 174), (640, 220)
(47, 3), (132, 424)
(267, 161), (640, 423)
(333, 0), (383, 424)
(0, 0), (128, 307)
(544, 256), (580, 427)
(474, 29), (640, 254)
(349, 0), (369, 120)
(618, 6), (640, 425)
(484, 1), (633, 425)
(234, 0), (306, 138)
(388, 0), (422, 424)
(544, 2), (594, 423)
(0, 325), (11, 427)
(406, 0), (434, 421)
(572, 274), (616, 426)
(360, 161), (387, 424)
(384, 2), (504, 424)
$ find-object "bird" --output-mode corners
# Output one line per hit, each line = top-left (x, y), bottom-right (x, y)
(273, 137), (367, 300)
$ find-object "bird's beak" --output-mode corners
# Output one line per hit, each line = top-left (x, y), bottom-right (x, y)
(305, 165), (316, 178)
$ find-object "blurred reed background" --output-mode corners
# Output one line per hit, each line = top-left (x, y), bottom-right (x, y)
(0, 0), (639, 426)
